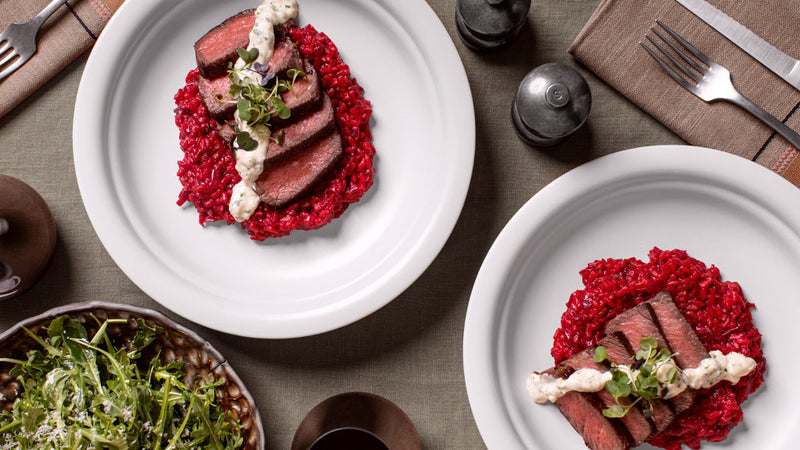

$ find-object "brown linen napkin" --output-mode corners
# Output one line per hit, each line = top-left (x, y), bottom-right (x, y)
(0, 0), (124, 119)
(569, 0), (800, 186)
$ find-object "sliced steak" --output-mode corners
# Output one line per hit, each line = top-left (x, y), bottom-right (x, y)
(197, 74), (237, 122)
(256, 131), (343, 208)
(646, 291), (708, 370)
(198, 60), (322, 125)
(270, 60), (322, 127)
(217, 120), (236, 142)
(547, 363), (632, 450)
(602, 332), (678, 434)
(195, 9), (255, 78)
(266, 38), (304, 78)
(267, 93), (335, 164)
(563, 347), (653, 446)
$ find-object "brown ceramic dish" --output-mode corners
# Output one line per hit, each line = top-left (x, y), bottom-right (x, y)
(0, 174), (57, 301)
(0, 302), (264, 449)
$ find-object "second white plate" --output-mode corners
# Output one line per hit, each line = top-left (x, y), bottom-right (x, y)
(464, 145), (800, 449)
(73, 0), (474, 338)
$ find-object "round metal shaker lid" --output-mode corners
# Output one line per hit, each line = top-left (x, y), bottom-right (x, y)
(456, 0), (530, 51)
(512, 63), (591, 145)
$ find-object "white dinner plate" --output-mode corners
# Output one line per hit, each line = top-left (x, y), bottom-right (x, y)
(464, 145), (800, 449)
(72, 0), (474, 338)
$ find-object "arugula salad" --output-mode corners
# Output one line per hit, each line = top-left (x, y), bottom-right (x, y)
(0, 316), (243, 449)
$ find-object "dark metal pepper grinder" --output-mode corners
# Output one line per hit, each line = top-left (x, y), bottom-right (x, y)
(456, 0), (531, 51)
(511, 63), (591, 146)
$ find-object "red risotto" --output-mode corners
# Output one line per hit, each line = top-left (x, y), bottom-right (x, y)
(173, 25), (375, 240)
(552, 248), (765, 450)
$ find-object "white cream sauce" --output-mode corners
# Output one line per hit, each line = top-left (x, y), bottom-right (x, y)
(527, 369), (613, 404)
(683, 350), (756, 389)
(526, 351), (756, 404)
(229, 0), (298, 222)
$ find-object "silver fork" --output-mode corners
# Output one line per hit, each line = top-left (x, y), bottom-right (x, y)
(641, 20), (800, 150)
(0, 0), (70, 82)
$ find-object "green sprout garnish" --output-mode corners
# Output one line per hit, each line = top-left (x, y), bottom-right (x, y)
(221, 48), (306, 153)
(236, 47), (259, 65)
(0, 315), (244, 449)
(594, 337), (680, 418)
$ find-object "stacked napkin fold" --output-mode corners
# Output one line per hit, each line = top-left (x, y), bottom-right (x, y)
(569, 0), (800, 186)
(0, 0), (124, 119)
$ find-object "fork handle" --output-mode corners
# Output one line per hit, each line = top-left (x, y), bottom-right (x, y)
(30, 0), (70, 30)
(729, 93), (800, 150)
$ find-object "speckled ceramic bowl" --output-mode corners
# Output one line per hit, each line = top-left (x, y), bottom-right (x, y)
(0, 302), (264, 449)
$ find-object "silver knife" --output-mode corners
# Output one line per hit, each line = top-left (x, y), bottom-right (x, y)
(674, 0), (800, 91)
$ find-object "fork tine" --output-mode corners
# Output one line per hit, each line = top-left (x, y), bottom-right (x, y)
(0, 40), (8, 53)
(655, 20), (713, 66)
(0, 58), (24, 82)
(0, 50), (18, 69)
(650, 27), (706, 74)
(646, 34), (702, 84)
(640, 42), (697, 92)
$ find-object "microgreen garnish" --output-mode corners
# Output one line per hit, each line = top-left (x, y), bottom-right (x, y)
(272, 129), (285, 145)
(0, 316), (244, 449)
(594, 337), (681, 418)
(236, 47), (259, 65)
(236, 131), (259, 151)
(220, 49), (306, 153)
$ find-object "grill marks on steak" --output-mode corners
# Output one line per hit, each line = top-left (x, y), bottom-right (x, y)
(193, 11), (345, 209)
(539, 292), (708, 449)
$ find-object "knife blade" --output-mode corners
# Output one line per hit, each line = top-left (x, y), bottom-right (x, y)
(674, 0), (800, 91)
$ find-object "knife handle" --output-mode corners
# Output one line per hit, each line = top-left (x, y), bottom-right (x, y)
(730, 93), (800, 150)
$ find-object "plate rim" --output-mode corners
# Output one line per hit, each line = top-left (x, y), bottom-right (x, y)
(463, 145), (800, 449)
(72, 0), (475, 338)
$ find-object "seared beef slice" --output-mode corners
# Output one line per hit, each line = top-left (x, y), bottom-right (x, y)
(562, 347), (653, 446)
(266, 93), (335, 164)
(604, 294), (701, 421)
(197, 60), (321, 125)
(601, 332), (679, 436)
(256, 131), (343, 208)
(539, 292), (709, 449)
(197, 74), (237, 122)
(194, 9), (255, 78)
(644, 291), (708, 369)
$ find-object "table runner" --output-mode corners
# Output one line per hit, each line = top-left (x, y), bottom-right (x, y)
(569, 0), (800, 186)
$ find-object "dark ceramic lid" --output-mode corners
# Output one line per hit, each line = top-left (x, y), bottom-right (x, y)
(0, 175), (57, 301)
(512, 63), (591, 142)
(457, 0), (530, 40)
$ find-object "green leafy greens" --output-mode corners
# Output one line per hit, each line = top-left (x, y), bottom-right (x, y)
(0, 316), (244, 449)
(594, 337), (680, 419)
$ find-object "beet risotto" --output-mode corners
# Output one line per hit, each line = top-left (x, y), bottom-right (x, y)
(551, 248), (765, 450)
(173, 25), (375, 241)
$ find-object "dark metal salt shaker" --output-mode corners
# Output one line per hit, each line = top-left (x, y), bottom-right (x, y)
(512, 63), (591, 146)
(456, 0), (531, 51)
